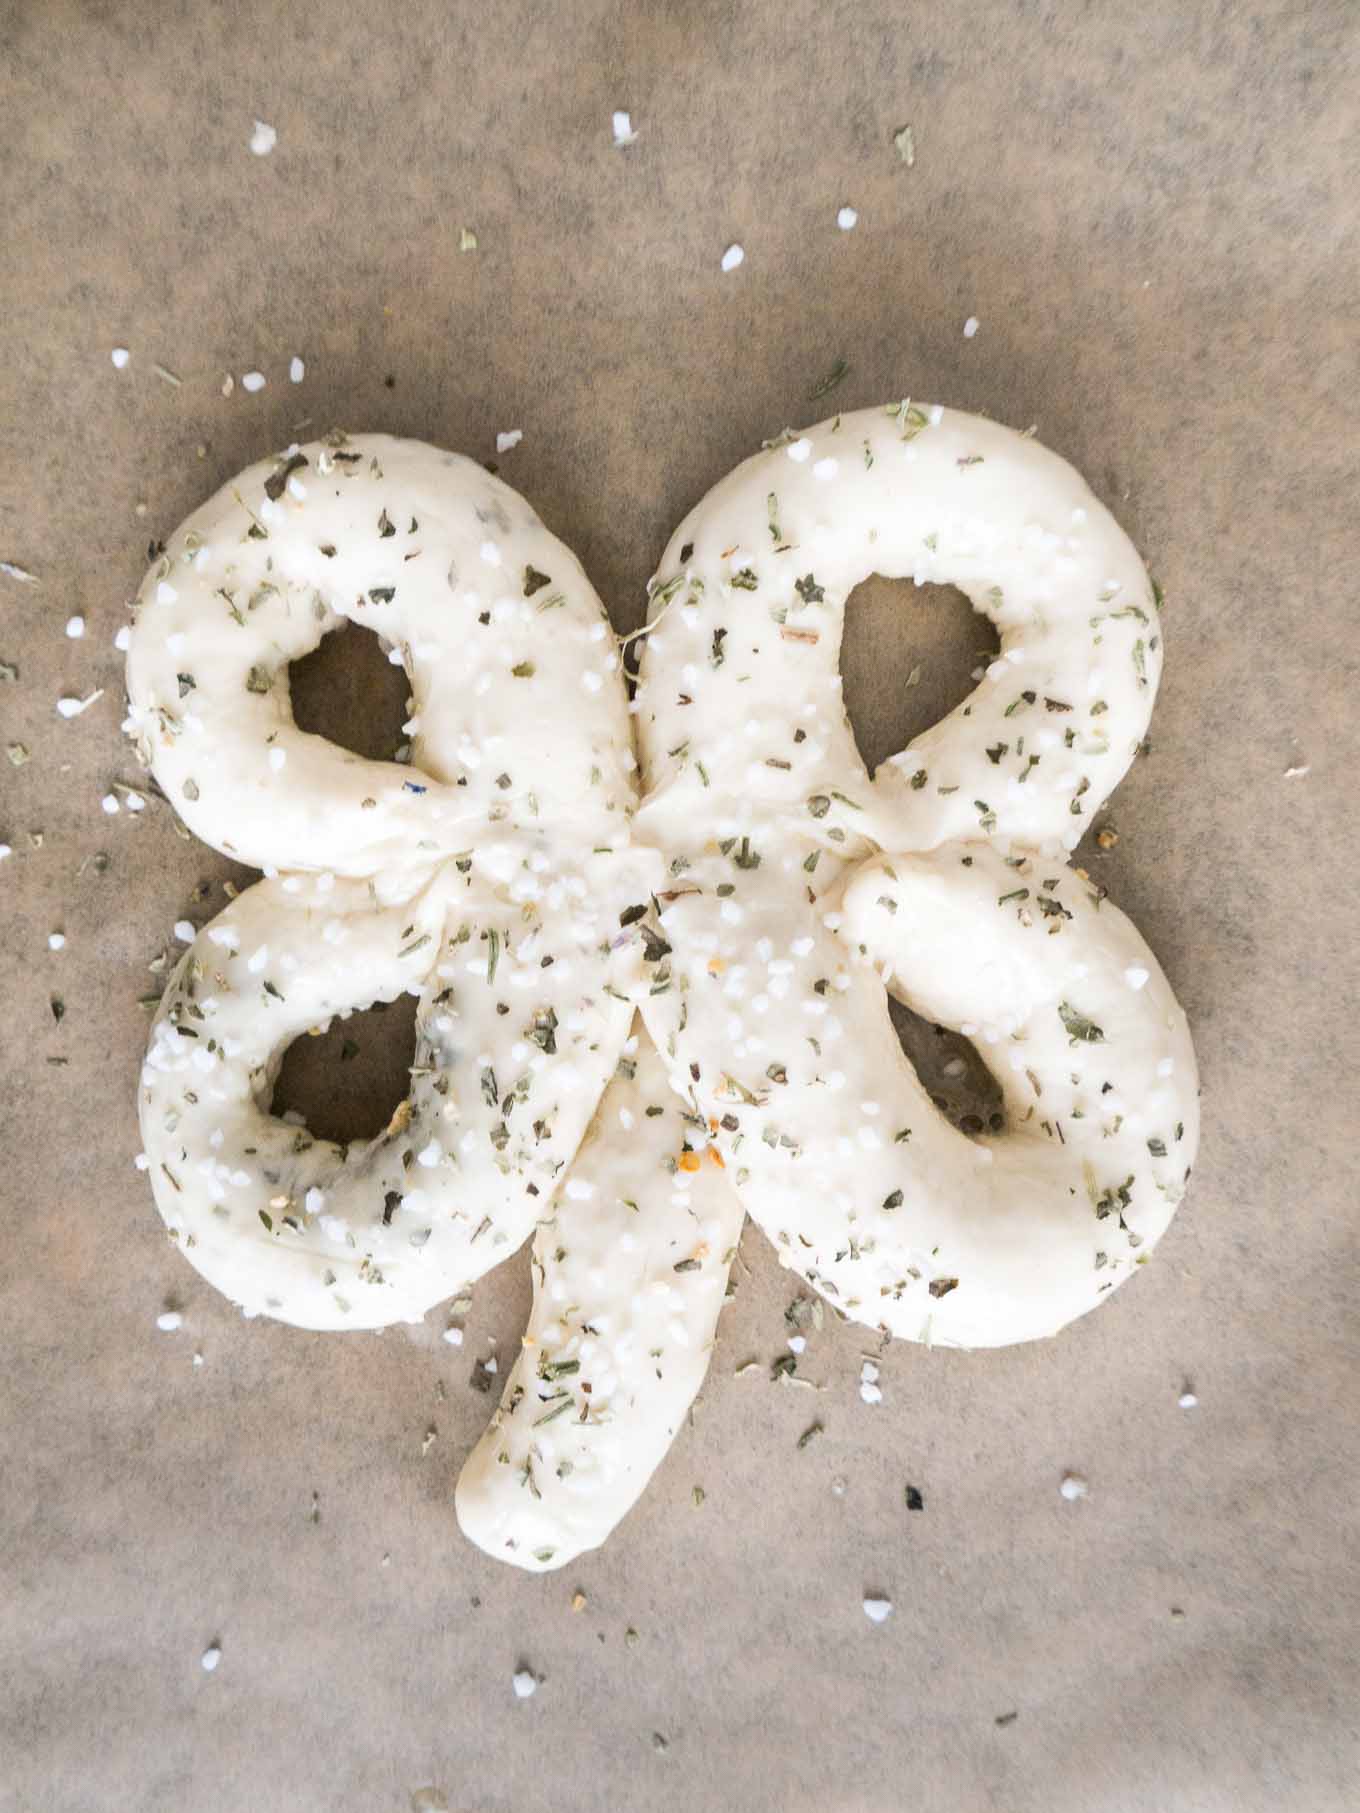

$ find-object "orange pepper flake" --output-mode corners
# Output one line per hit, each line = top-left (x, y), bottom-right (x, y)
(678, 1150), (702, 1173)
(707, 1145), (725, 1169)
(707, 957), (726, 975)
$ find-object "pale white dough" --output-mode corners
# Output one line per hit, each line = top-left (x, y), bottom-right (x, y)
(131, 436), (655, 1334)
(456, 1017), (744, 1569)
(631, 404), (1198, 1348)
(125, 433), (634, 882)
(139, 854), (655, 1330)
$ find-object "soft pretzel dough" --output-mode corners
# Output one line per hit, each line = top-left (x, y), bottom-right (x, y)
(125, 433), (634, 881)
(129, 410), (1199, 1572)
(631, 404), (1198, 1347)
(140, 851), (652, 1330)
(455, 1016), (743, 1569)
(131, 436), (653, 1332)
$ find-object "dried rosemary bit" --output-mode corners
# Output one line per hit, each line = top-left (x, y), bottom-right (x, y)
(1058, 1001), (1104, 1043)
(809, 358), (850, 401)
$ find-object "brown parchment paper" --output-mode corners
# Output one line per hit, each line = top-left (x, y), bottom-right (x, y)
(3, 4), (1358, 1810)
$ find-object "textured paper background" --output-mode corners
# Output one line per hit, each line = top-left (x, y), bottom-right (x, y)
(3, 3), (1357, 1810)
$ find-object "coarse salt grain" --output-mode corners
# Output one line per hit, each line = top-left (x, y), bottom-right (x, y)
(512, 1669), (537, 1699)
(114, 626), (131, 652)
(48, 932), (66, 951)
(837, 205), (859, 230)
(442, 1325), (464, 1346)
(101, 793), (120, 814)
(65, 615), (84, 638)
(963, 316), (980, 338)
(611, 110), (638, 146)
(157, 1310), (183, 1332)
(720, 243), (745, 273)
(249, 120), (276, 156)
(241, 371), (266, 393)
(1060, 1473), (1089, 1501)
(1178, 1390), (1198, 1410)
(111, 347), (130, 370)
(268, 746), (287, 771)
(1123, 965), (1150, 990)
(173, 920), (195, 943)
(200, 1645), (222, 1672)
(289, 356), (305, 383)
(863, 1597), (893, 1623)
(496, 430), (523, 454)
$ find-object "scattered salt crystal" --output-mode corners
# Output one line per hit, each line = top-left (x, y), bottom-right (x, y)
(495, 430), (523, 454)
(720, 243), (745, 273)
(124, 791), (145, 811)
(963, 316), (980, 338)
(200, 1644), (222, 1672)
(512, 1669), (537, 1699)
(289, 356), (305, 383)
(111, 347), (130, 370)
(65, 615), (84, 638)
(114, 625), (131, 652)
(611, 110), (638, 146)
(268, 746), (287, 771)
(48, 931), (66, 951)
(1123, 965), (1150, 990)
(241, 370), (266, 393)
(1059, 1473), (1089, 1501)
(101, 793), (120, 815)
(0, 844), (11, 861)
(787, 1334), (806, 1354)
(863, 1597), (893, 1623)
(134, 1153), (149, 1171)
(786, 439), (812, 462)
(442, 1326), (464, 1347)
(156, 581), (178, 604)
(157, 1310), (183, 1332)
(173, 920), (195, 944)
(836, 205), (859, 231)
(249, 120), (277, 156)
(1178, 1390), (1198, 1410)
(416, 1140), (442, 1168)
